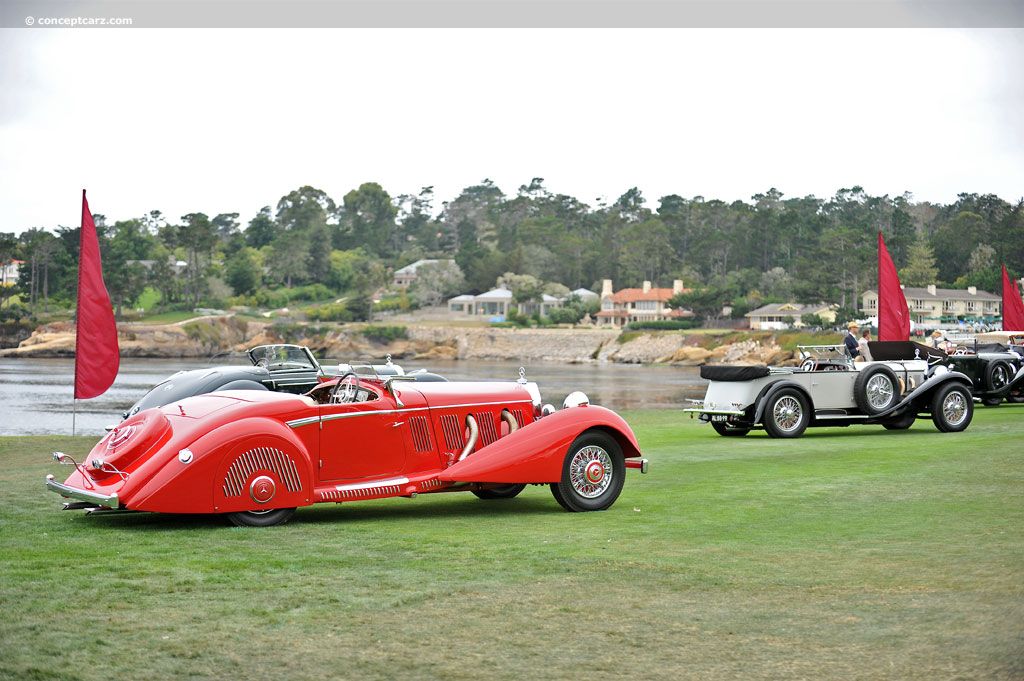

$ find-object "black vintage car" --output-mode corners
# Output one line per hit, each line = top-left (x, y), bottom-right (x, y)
(122, 344), (445, 420)
(944, 336), (1024, 406)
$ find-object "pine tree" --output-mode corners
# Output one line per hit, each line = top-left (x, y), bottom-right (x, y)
(899, 235), (939, 286)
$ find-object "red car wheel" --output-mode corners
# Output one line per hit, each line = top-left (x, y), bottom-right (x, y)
(472, 484), (527, 500)
(226, 507), (296, 527)
(550, 431), (625, 512)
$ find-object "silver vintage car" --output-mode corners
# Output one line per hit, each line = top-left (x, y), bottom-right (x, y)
(685, 341), (975, 438)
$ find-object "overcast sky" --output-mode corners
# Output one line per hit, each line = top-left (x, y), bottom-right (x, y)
(1, 27), (1022, 232)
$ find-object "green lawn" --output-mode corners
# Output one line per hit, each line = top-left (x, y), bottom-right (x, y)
(2, 408), (1022, 681)
(135, 286), (161, 311)
(133, 310), (213, 325)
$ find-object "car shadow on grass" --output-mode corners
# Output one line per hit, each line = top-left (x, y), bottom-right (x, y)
(60, 491), (562, 531)
(297, 494), (560, 525)
(699, 425), (952, 440)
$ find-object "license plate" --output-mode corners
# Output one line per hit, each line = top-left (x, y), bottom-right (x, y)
(710, 415), (728, 422)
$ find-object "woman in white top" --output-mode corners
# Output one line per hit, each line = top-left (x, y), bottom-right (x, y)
(858, 329), (873, 362)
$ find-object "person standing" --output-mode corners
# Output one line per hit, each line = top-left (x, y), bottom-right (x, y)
(845, 321), (861, 359)
(858, 328), (873, 362)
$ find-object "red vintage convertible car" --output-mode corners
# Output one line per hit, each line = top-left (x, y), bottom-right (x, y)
(46, 367), (647, 526)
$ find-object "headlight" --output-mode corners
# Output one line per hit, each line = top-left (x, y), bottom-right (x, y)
(562, 391), (590, 409)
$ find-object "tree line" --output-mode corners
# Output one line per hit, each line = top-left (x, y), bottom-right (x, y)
(1, 179), (1021, 322)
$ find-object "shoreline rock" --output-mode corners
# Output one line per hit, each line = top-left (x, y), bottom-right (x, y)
(0, 315), (798, 366)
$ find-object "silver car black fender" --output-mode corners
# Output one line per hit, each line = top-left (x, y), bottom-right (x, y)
(993, 364), (1024, 398)
(752, 380), (815, 424)
(876, 370), (973, 419)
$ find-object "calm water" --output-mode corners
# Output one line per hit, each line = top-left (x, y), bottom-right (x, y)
(0, 356), (706, 437)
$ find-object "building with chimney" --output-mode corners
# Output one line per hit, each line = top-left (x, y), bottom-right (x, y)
(595, 279), (692, 327)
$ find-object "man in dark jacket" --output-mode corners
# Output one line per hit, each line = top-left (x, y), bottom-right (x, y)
(844, 321), (861, 358)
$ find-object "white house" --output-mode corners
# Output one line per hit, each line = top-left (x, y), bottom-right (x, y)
(570, 288), (599, 302)
(393, 259), (456, 288)
(447, 285), (515, 318)
(447, 294), (475, 314)
(0, 259), (23, 287)
(745, 302), (837, 330)
(861, 285), (1001, 325)
(517, 293), (563, 317)
(472, 286), (514, 317)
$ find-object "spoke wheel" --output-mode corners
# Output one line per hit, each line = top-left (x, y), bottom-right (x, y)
(854, 365), (899, 415)
(984, 360), (1012, 392)
(763, 388), (808, 438)
(866, 375), (895, 409)
(550, 431), (625, 512)
(931, 383), (973, 433)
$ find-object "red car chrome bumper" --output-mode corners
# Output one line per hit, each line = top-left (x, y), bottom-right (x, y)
(45, 475), (120, 509)
(625, 458), (649, 473)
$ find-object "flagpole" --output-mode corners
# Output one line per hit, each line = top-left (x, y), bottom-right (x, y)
(73, 188), (121, 429)
(74, 189), (84, 438)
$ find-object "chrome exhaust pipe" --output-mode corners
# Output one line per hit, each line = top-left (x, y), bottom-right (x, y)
(458, 414), (479, 462)
(500, 409), (518, 434)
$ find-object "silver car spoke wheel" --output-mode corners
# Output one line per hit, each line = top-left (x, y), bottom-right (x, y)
(568, 445), (613, 499)
(773, 395), (803, 432)
(866, 374), (894, 409)
(942, 390), (968, 426)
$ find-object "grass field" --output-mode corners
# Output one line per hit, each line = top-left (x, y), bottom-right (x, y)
(131, 310), (206, 325)
(2, 408), (1022, 681)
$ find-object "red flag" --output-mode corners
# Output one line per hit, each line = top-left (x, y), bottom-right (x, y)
(877, 232), (910, 341)
(1002, 264), (1024, 331)
(74, 190), (119, 399)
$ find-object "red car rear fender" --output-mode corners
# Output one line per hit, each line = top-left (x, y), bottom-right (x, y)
(126, 417), (314, 514)
(438, 405), (641, 484)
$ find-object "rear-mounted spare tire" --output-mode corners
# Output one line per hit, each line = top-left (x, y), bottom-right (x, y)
(984, 360), (1012, 393)
(89, 409), (172, 476)
(854, 365), (899, 415)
